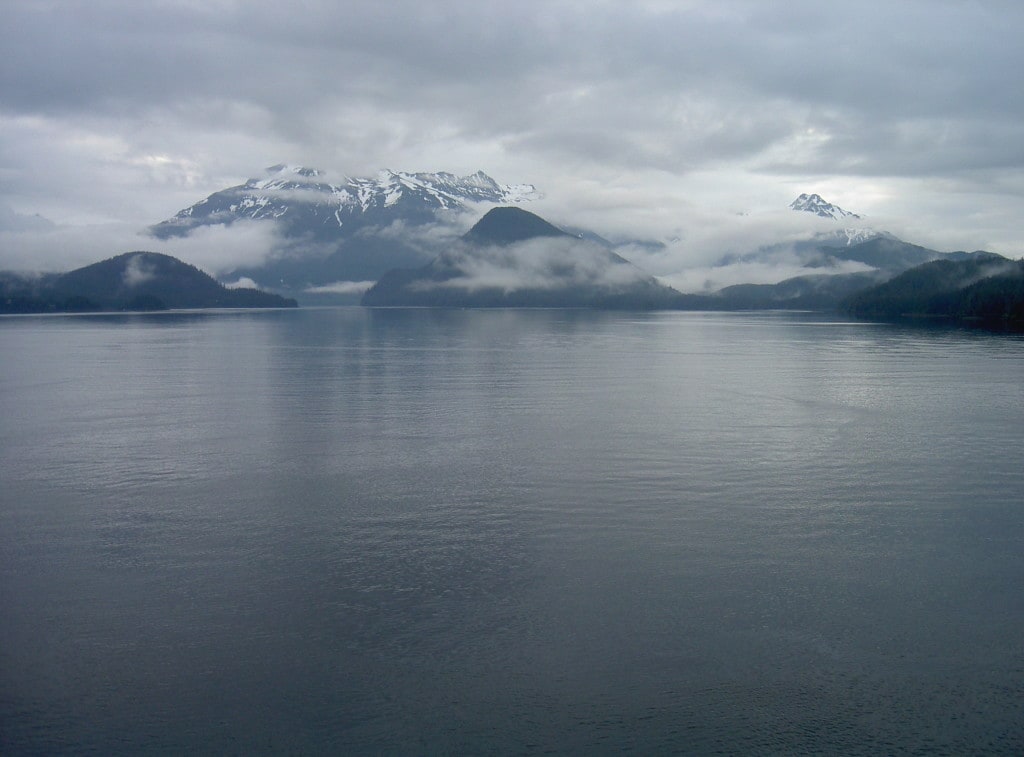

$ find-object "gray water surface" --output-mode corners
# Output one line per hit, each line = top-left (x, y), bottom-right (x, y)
(2, 308), (1022, 753)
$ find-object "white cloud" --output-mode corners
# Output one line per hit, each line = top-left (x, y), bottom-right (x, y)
(224, 276), (259, 289)
(122, 253), (156, 286)
(304, 280), (376, 295)
(2, 0), (1023, 271)
(0, 223), (143, 273)
(663, 258), (875, 294)
(150, 220), (284, 275)
(417, 237), (652, 293)
(0, 218), (283, 277)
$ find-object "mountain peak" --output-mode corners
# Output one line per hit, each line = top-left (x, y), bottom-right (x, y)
(466, 207), (569, 245)
(790, 193), (861, 221)
(151, 167), (540, 240)
(465, 170), (500, 189)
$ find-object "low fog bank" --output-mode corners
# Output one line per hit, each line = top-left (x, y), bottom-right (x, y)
(304, 280), (376, 295)
(659, 258), (876, 295)
(575, 207), (883, 294)
(0, 219), (283, 279)
(416, 236), (652, 294)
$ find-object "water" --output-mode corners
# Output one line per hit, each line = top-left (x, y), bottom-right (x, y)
(1, 308), (1022, 754)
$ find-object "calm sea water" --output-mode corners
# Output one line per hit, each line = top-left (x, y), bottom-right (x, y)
(1, 308), (1022, 754)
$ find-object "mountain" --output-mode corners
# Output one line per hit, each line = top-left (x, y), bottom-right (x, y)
(789, 192), (880, 247)
(463, 205), (568, 245)
(362, 207), (685, 309)
(789, 193), (861, 221)
(825, 236), (943, 272)
(705, 238), (1000, 312)
(716, 193), (883, 273)
(842, 253), (1024, 324)
(0, 252), (296, 313)
(152, 166), (538, 239)
(702, 194), (944, 310)
(149, 166), (540, 299)
(712, 271), (890, 311)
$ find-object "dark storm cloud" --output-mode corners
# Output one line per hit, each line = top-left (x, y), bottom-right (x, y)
(2, 0), (1023, 272)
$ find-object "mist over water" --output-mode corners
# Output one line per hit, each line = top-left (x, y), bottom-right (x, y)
(2, 308), (1023, 754)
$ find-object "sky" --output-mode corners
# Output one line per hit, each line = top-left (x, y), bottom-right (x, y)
(2, 0), (1023, 278)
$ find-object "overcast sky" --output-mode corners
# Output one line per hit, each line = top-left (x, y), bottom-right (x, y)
(2, 0), (1023, 274)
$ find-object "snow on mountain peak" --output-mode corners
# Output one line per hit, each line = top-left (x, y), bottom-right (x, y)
(464, 170), (500, 190)
(790, 193), (861, 221)
(150, 167), (540, 239)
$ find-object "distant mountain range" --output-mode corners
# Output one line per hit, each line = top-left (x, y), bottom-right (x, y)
(0, 252), (296, 313)
(363, 207), (685, 309)
(110, 170), (1019, 321)
(4, 166), (1018, 320)
(152, 165), (539, 239)
(150, 166), (540, 297)
(148, 169), (894, 305)
(704, 195), (1024, 317)
(706, 236), (950, 310)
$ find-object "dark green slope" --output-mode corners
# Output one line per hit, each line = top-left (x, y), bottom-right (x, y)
(1, 252), (296, 313)
(463, 206), (569, 245)
(832, 237), (940, 272)
(713, 270), (889, 311)
(842, 254), (1023, 324)
(708, 246), (1004, 313)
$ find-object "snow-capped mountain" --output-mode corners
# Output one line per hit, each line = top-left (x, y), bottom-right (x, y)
(147, 166), (540, 300)
(151, 165), (539, 240)
(789, 193), (880, 247)
(712, 193), (903, 281)
(789, 193), (861, 221)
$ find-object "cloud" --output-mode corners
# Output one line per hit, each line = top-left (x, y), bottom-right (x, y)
(0, 203), (55, 232)
(0, 218), (283, 277)
(159, 220), (289, 275)
(592, 203), (890, 293)
(304, 280), (376, 295)
(122, 253), (156, 286)
(418, 237), (652, 294)
(0, 223), (140, 273)
(663, 258), (876, 295)
(364, 214), (473, 252)
(224, 276), (259, 289)
(2, 0), (1023, 269)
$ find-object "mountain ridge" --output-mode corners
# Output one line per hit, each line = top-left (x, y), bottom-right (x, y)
(148, 166), (541, 299)
(152, 166), (540, 239)
(1, 251), (296, 313)
(842, 253), (1023, 324)
(138, 171), (1017, 314)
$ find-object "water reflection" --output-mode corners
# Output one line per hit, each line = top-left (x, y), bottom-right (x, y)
(1, 308), (1023, 754)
